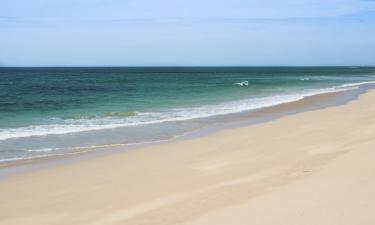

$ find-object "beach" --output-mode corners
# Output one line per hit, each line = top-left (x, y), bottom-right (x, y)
(1, 88), (375, 225)
(3, 0), (375, 223)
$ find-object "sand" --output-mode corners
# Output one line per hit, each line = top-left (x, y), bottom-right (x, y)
(1, 90), (375, 225)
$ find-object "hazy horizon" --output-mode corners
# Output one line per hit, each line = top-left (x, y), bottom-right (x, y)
(1, 0), (375, 67)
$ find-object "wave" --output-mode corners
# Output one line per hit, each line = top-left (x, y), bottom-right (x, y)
(338, 81), (375, 88)
(23, 143), (131, 153)
(0, 138), (179, 163)
(233, 81), (249, 86)
(23, 148), (55, 152)
(0, 81), (372, 141)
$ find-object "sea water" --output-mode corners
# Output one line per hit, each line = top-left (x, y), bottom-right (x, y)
(1, 67), (375, 162)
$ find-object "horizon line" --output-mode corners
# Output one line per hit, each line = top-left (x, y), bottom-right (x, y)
(1, 65), (375, 68)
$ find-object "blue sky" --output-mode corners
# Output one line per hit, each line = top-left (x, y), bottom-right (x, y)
(1, 0), (375, 66)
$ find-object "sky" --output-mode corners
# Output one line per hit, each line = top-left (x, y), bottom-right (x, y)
(1, 0), (375, 66)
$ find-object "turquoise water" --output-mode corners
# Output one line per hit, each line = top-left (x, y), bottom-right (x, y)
(1, 67), (375, 162)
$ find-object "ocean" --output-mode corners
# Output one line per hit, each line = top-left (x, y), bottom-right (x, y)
(1, 67), (375, 163)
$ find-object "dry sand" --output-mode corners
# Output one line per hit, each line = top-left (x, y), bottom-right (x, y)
(1, 90), (375, 225)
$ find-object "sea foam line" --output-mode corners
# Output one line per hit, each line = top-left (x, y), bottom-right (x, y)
(0, 138), (177, 163)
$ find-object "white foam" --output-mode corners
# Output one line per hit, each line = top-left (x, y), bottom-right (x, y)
(23, 148), (55, 152)
(234, 80), (249, 86)
(0, 82), (368, 141)
(339, 81), (375, 88)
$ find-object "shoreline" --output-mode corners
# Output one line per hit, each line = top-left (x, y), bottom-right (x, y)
(1, 87), (375, 224)
(0, 83), (373, 179)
